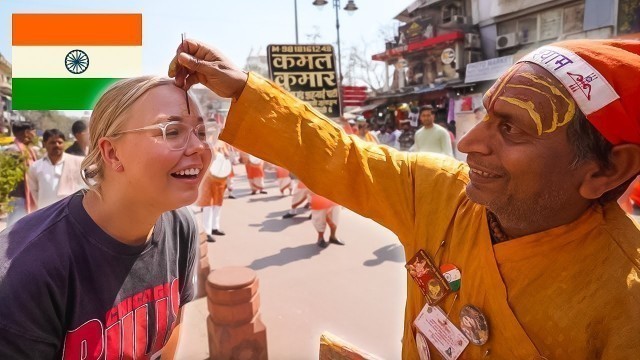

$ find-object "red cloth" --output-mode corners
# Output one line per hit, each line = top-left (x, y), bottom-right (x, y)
(275, 166), (289, 179)
(630, 178), (640, 205)
(310, 193), (335, 210)
(522, 40), (640, 145)
(245, 163), (264, 179)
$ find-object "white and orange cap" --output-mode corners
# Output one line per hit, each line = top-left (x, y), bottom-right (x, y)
(517, 40), (640, 145)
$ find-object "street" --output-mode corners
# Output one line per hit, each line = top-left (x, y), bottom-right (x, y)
(177, 164), (407, 360)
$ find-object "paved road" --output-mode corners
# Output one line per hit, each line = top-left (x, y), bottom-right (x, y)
(177, 165), (407, 360)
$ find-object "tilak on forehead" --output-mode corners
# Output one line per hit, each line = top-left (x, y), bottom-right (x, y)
(485, 63), (576, 135)
(489, 40), (640, 145)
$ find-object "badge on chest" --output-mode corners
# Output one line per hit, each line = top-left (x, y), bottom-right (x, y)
(405, 249), (451, 305)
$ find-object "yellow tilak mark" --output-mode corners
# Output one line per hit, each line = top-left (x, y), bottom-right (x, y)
(486, 64), (521, 111)
(517, 72), (576, 130)
(506, 84), (559, 133)
(499, 96), (544, 135)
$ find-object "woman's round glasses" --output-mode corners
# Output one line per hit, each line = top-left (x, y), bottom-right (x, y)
(114, 121), (210, 150)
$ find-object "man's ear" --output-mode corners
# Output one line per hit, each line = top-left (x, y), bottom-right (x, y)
(98, 137), (122, 171)
(579, 144), (640, 199)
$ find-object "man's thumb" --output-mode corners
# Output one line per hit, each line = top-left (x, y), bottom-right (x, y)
(177, 53), (202, 71)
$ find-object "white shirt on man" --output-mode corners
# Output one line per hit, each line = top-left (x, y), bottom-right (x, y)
(410, 124), (453, 157)
(28, 153), (85, 209)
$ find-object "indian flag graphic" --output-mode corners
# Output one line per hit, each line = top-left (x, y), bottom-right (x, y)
(440, 263), (461, 292)
(12, 13), (142, 110)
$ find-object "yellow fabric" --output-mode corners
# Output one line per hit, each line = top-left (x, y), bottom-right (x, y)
(220, 73), (640, 359)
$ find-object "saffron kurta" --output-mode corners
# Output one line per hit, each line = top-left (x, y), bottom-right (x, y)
(220, 73), (640, 359)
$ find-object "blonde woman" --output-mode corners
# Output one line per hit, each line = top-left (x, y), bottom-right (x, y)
(0, 76), (212, 359)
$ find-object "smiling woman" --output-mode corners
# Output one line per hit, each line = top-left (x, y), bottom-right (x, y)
(0, 76), (211, 359)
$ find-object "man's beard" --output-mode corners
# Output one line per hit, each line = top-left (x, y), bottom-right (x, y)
(467, 183), (568, 237)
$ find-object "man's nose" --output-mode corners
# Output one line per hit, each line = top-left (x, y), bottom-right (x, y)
(457, 119), (492, 156)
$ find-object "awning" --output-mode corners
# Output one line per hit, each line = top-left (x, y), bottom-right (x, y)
(346, 100), (387, 114)
(372, 31), (464, 62)
(367, 83), (447, 101)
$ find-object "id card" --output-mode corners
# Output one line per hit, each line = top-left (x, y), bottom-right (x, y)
(406, 249), (451, 304)
(414, 304), (469, 360)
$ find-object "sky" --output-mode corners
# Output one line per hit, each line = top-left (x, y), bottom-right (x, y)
(1, 0), (408, 76)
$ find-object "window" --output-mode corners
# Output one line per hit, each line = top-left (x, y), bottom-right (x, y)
(442, 4), (461, 23)
(498, 19), (517, 35)
(518, 17), (538, 43)
(539, 8), (562, 40)
(563, 3), (585, 34)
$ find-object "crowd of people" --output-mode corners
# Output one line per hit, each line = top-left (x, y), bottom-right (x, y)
(1, 119), (89, 227)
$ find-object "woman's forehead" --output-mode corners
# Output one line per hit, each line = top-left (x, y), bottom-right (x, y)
(128, 84), (199, 125)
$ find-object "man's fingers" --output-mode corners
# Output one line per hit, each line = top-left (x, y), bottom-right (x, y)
(177, 53), (204, 72)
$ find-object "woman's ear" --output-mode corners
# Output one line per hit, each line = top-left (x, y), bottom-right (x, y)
(98, 137), (123, 172)
(579, 144), (640, 199)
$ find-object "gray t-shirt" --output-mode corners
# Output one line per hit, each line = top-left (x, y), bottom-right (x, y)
(0, 191), (197, 359)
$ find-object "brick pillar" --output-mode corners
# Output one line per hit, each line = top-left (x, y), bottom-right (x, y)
(206, 266), (267, 360)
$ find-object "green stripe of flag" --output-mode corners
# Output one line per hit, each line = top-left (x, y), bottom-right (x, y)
(12, 78), (123, 110)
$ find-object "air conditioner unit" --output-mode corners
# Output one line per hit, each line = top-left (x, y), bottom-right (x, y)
(496, 33), (519, 50)
(466, 51), (483, 64)
(464, 33), (481, 49)
(443, 15), (467, 26)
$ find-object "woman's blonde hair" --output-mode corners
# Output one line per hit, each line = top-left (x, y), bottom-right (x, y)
(81, 76), (176, 193)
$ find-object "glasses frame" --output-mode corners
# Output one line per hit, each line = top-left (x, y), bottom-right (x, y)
(113, 120), (210, 151)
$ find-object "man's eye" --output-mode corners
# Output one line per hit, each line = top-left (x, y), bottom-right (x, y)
(499, 122), (516, 134)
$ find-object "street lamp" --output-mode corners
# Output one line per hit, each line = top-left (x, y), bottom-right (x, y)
(313, 0), (358, 116)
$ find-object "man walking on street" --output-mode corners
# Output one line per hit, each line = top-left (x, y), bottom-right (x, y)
(410, 105), (453, 156)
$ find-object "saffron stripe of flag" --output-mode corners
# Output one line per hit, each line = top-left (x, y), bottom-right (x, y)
(12, 14), (142, 46)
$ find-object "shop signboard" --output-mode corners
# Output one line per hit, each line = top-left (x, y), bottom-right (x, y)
(464, 55), (514, 83)
(399, 18), (437, 44)
(267, 44), (340, 118)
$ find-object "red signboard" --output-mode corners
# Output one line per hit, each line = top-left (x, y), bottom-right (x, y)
(342, 85), (368, 107)
(372, 31), (464, 61)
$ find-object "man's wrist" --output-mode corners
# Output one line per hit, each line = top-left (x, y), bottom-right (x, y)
(233, 71), (250, 101)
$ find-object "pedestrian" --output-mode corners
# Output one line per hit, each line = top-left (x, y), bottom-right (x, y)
(378, 124), (397, 148)
(197, 141), (230, 242)
(355, 116), (379, 143)
(65, 120), (89, 156)
(275, 166), (292, 195)
(282, 179), (311, 219)
(396, 119), (415, 151)
(410, 105), (453, 156)
(27, 128), (85, 209)
(172, 38), (640, 358)
(4, 120), (38, 226)
(0, 76), (210, 358)
(309, 192), (344, 248)
(241, 152), (267, 195)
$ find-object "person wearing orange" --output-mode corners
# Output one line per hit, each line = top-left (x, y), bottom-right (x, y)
(196, 142), (228, 242)
(275, 166), (292, 195)
(240, 152), (267, 195)
(173, 39), (640, 359)
(310, 193), (344, 248)
(355, 116), (379, 143)
(282, 179), (311, 219)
